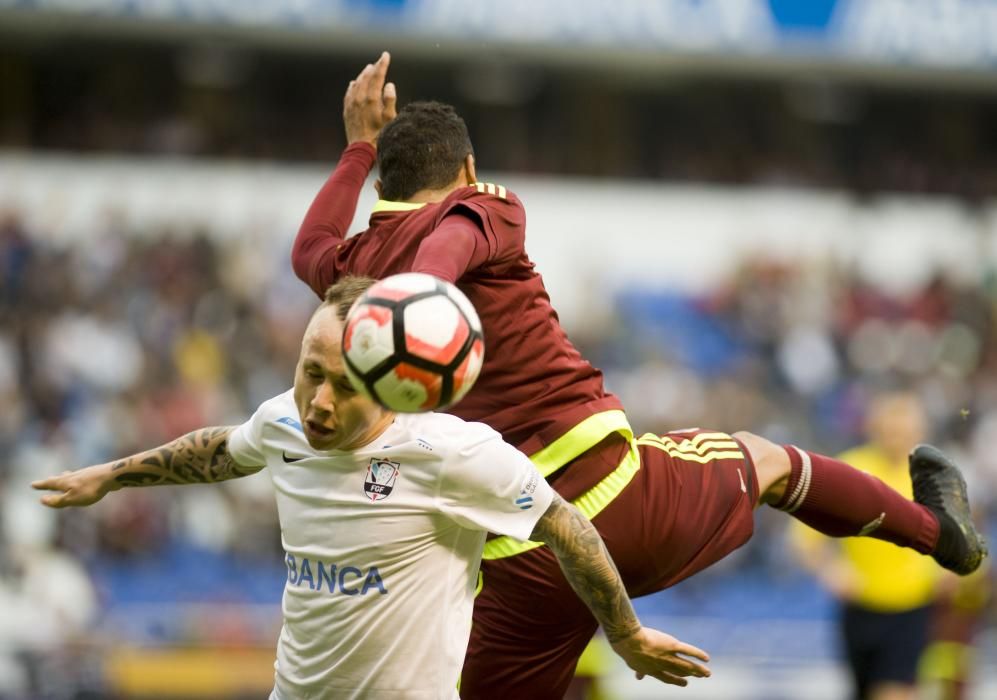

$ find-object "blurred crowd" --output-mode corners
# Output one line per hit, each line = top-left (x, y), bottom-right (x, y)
(596, 258), (997, 479)
(1, 209), (996, 696)
(587, 256), (997, 582)
(0, 212), (315, 697)
(2, 42), (997, 199)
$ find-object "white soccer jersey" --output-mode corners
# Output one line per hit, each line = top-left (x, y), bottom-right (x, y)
(227, 390), (554, 700)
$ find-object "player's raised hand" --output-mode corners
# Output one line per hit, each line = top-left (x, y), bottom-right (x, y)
(344, 51), (398, 146)
(32, 463), (116, 508)
(610, 626), (711, 687)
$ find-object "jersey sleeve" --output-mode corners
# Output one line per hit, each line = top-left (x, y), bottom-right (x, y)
(411, 213), (489, 283)
(436, 423), (554, 542)
(437, 185), (526, 269)
(291, 142), (377, 298)
(226, 401), (270, 470)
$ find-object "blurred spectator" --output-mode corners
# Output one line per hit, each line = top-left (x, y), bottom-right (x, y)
(790, 390), (945, 700)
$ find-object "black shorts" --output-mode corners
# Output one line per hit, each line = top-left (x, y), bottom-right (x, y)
(841, 602), (933, 698)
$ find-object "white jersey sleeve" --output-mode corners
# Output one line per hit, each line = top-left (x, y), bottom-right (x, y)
(436, 423), (554, 542)
(227, 398), (272, 469)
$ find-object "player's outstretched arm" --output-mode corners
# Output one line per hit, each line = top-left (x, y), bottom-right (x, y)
(31, 426), (259, 508)
(292, 51), (396, 296)
(531, 494), (712, 687)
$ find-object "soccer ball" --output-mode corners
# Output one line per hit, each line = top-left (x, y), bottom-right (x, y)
(342, 273), (485, 412)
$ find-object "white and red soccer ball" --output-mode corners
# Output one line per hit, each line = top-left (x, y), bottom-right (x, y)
(343, 273), (485, 412)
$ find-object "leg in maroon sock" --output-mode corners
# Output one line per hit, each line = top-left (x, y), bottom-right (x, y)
(733, 431), (939, 554)
(774, 444), (939, 553)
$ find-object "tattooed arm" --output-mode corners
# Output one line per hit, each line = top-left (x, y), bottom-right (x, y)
(531, 494), (712, 687)
(31, 426), (262, 508)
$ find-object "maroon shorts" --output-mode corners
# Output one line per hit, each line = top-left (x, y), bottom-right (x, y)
(460, 428), (759, 699)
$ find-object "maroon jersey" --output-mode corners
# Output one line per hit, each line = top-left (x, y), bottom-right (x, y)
(292, 143), (622, 455)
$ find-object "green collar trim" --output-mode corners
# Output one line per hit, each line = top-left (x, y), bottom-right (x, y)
(372, 200), (428, 214)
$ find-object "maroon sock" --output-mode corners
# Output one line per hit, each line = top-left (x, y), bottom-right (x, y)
(775, 445), (939, 553)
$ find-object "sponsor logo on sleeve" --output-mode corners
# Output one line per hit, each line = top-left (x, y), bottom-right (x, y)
(515, 469), (540, 510)
(364, 459), (400, 502)
(276, 416), (304, 432)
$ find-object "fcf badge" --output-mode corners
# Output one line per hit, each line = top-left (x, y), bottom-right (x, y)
(364, 459), (400, 502)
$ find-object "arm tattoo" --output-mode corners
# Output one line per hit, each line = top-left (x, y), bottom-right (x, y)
(110, 426), (260, 488)
(531, 495), (641, 644)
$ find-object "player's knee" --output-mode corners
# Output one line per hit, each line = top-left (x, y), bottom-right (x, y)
(732, 431), (775, 459)
(732, 431), (791, 506)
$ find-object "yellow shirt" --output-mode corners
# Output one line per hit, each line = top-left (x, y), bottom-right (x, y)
(793, 444), (940, 612)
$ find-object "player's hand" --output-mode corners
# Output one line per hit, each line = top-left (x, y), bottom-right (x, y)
(610, 627), (711, 687)
(32, 463), (117, 508)
(344, 51), (397, 146)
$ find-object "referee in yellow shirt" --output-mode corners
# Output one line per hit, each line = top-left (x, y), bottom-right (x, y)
(793, 390), (943, 700)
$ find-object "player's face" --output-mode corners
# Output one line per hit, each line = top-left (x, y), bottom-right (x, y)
(293, 305), (394, 451)
(868, 392), (927, 458)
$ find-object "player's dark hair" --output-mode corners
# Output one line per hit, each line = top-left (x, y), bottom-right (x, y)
(324, 276), (378, 321)
(377, 101), (474, 201)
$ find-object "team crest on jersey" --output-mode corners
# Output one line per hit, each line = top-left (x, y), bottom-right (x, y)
(364, 459), (400, 502)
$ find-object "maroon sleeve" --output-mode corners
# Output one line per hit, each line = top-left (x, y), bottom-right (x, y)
(411, 213), (490, 283)
(291, 142), (376, 297)
(439, 188), (526, 268)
